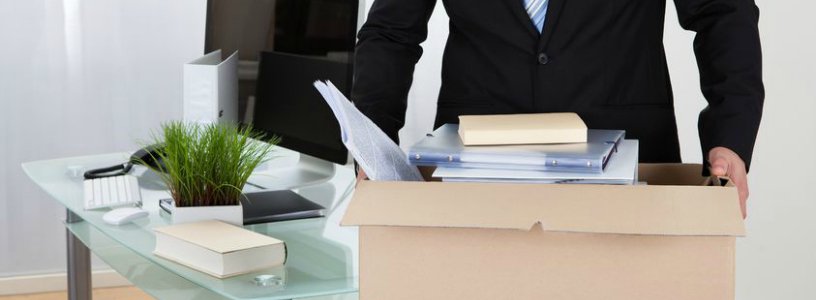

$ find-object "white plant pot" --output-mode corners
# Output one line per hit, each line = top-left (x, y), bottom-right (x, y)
(172, 203), (243, 226)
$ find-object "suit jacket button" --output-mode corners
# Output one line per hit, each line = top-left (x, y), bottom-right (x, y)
(538, 52), (549, 65)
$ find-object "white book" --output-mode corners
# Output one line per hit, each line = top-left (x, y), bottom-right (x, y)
(434, 140), (639, 185)
(153, 220), (286, 278)
(458, 113), (588, 146)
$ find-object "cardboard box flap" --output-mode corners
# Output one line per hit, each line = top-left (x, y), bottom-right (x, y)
(342, 180), (744, 236)
(638, 163), (708, 186)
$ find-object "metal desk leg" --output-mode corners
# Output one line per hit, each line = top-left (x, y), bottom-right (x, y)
(66, 209), (92, 300)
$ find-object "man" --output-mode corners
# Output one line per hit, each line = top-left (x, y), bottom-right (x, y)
(352, 0), (763, 217)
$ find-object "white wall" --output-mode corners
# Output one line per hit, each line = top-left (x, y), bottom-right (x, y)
(727, 1), (816, 298)
(388, 1), (816, 299)
(0, 0), (205, 277)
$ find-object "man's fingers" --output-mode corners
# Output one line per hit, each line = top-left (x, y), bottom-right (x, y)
(732, 171), (749, 200)
(709, 157), (730, 177)
(718, 155), (749, 219)
(708, 147), (749, 219)
(728, 164), (749, 219)
(728, 170), (748, 218)
(355, 168), (368, 186)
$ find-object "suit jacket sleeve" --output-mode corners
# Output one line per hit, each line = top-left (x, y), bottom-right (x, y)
(673, 0), (764, 172)
(352, 0), (437, 143)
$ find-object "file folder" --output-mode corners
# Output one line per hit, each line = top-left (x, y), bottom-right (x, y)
(408, 124), (624, 173)
(434, 140), (639, 185)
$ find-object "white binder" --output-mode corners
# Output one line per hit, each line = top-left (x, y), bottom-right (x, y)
(434, 140), (639, 185)
(183, 49), (238, 124)
(409, 124), (625, 173)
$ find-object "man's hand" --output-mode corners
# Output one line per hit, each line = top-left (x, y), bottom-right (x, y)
(356, 168), (368, 184)
(708, 147), (749, 219)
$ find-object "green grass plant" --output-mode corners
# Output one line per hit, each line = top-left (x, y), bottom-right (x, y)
(142, 121), (279, 207)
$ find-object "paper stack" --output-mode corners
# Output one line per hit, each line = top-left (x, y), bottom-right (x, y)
(311, 81), (637, 185)
(409, 114), (639, 185)
(410, 124), (624, 173)
(433, 139), (639, 184)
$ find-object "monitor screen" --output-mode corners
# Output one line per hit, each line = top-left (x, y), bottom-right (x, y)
(204, 0), (357, 164)
(253, 52), (350, 164)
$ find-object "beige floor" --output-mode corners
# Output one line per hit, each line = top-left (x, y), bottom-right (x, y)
(0, 287), (153, 300)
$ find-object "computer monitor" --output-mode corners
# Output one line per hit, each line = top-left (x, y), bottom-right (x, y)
(253, 51), (350, 164)
(204, 0), (358, 188)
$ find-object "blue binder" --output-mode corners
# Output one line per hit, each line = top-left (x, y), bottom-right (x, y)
(407, 124), (624, 173)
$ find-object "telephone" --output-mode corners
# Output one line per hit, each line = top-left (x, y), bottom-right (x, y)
(130, 143), (166, 170)
(83, 144), (165, 179)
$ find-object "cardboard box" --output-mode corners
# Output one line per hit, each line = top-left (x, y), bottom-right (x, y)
(342, 164), (744, 300)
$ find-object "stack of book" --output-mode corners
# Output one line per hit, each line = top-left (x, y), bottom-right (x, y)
(407, 113), (639, 185)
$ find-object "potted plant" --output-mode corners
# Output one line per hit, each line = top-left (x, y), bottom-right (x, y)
(141, 121), (278, 225)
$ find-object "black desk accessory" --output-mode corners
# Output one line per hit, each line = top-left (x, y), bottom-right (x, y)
(159, 190), (325, 225)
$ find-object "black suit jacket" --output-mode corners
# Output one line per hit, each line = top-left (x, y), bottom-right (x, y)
(352, 0), (763, 170)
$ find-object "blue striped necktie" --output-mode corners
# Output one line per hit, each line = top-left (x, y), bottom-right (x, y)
(524, 0), (549, 33)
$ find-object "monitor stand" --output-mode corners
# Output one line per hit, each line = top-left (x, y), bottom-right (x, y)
(246, 152), (337, 191)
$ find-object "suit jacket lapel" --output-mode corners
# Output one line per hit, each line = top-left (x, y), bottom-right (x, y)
(503, 0), (540, 38)
(539, 0), (565, 46)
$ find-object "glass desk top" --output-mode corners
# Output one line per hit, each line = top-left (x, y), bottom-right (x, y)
(22, 151), (360, 300)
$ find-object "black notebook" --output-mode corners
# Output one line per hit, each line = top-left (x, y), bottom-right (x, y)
(159, 190), (325, 225)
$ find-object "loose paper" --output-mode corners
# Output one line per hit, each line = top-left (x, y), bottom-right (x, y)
(313, 81), (423, 181)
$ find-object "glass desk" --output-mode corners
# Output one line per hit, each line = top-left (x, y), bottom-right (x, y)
(22, 152), (360, 300)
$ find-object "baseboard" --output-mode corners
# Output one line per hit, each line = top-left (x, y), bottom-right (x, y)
(0, 269), (131, 296)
